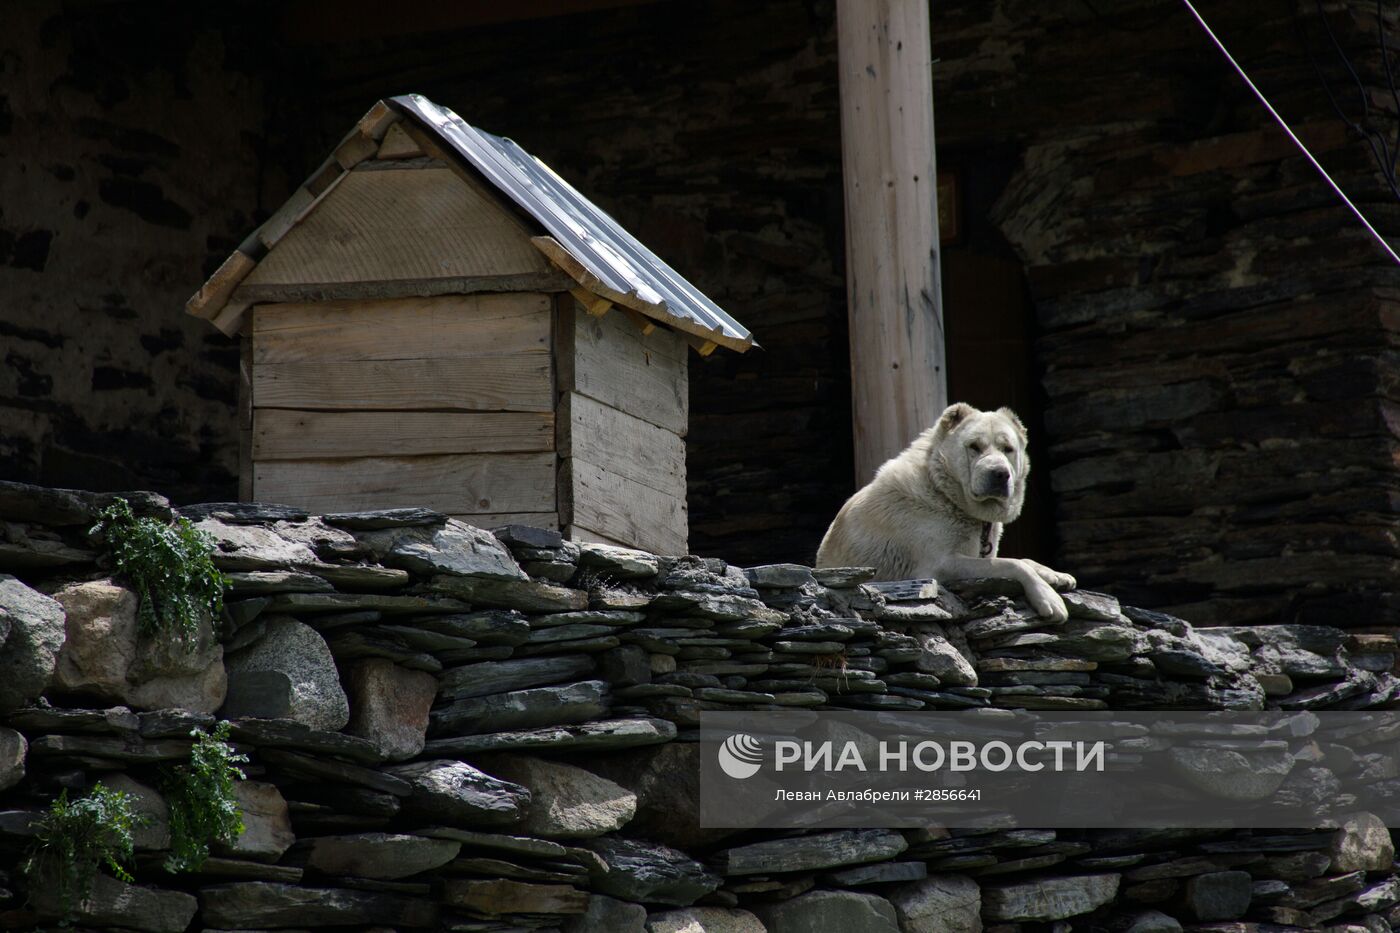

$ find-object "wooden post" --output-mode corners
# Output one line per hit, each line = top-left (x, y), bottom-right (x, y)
(837, 0), (947, 484)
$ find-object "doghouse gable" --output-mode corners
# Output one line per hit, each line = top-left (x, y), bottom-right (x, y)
(186, 94), (752, 555)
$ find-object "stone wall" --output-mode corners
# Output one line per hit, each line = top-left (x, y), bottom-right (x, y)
(931, 0), (1400, 626)
(0, 478), (1398, 930)
(0, 2), (271, 500)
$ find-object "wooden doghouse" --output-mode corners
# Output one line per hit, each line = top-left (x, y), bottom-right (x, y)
(187, 95), (753, 555)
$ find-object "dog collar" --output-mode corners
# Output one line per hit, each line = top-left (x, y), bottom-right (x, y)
(980, 522), (995, 558)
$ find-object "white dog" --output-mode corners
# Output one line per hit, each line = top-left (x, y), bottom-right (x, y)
(816, 402), (1076, 621)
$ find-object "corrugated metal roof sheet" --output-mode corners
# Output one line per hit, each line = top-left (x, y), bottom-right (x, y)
(390, 93), (753, 351)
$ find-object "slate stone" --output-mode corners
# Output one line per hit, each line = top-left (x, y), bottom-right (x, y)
(982, 873), (1121, 921)
(824, 860), (929, 886)
(324, 629), (442, 672)
(812, 566), (877, 587)
(384, 758), (530, 826)
(888, 874), (981, 933)
(430, 680), (608, 736)
(360, 518), (525, 581)
(31, 873), (197, 932)
(755, 890), (900, 933)
(601, 645), (652, 686)
(195, 856), (305, 882)
(7, 704), (139, 734)
(443, 877), (589, 914)
(1168, 747), (1294, 800)
(1125, 910), (1184, 933)
(578, 542), (661, 578)
(717, 829), (909, 875)
(179, 502), (310, 524)
(257, 748), (410, 796)
(432, 573), (591, 611)
(222, 570), (334, 595)
(422, 717), (676, 756)
(305, 562), (413, 590)
(439, 655), (597, 701)
(0, 574), (66, 713)
(104, 772), (170, 851)
(194, 517), (320, 570)
(494, 524), (566, 548)
(746, 564), (818, 589)
(418, 609), (532, 643)
(585, 835), (721, 906)
(420, 825), (570, 859)
(1062, 589), (1122, 621)
(304, 832), (461, 879)
(199, 881), (438, 927)
(323, 507), (446, 529)
(265, 591), (470, 615)
(223, 617), (348, 730)
(226, 717), (383, 763)
(29, 732), (194, 763)
(1185, 870), (1253, 921)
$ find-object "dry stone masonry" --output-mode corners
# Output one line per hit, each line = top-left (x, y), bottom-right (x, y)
(0, 478), (1397, 930)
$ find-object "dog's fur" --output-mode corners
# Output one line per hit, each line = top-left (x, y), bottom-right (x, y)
(816, 402), (1075, 621)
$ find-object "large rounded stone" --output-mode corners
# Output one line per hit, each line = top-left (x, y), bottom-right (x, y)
(0, 726), (25, 792)
(646, 906), (767, 932)
(217, 781), (295, 862)
(563, 894), (647, 932)
(889, 875), (981, 933)
(1184, 871), (1252, 922)
(585, 836), (721, 907)
(1330, 812), (1395, 872)
(755, 890), (899, 933)
(344, 658), (436, 761)
(475, 754), (635, 839)
(51, 578), (225, 713)
(982, 874), (1120, 922)
(0, 574), (66, 712)
(1167, 747), (1293, 801)
(223, 616), (348, 731)
(586, 742), (735, 849)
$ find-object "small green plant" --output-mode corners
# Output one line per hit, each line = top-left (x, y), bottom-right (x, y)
(161, 721), (248, 873)
(23, 782), (149, 912)
(92, 497), (226, 641)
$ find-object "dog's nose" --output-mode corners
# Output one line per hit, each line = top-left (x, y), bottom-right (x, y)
(987, 466), (1010, 489)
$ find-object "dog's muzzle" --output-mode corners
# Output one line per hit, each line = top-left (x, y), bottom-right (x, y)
(973, 466), (1012, 499)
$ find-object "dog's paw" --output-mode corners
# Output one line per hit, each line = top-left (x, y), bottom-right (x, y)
(1027, 582), (1069, 623)
(1033, 565), (1076, 591)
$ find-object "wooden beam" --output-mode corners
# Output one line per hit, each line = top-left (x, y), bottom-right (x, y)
(837, 0), (947, 484)
(569, 286), (612, 318)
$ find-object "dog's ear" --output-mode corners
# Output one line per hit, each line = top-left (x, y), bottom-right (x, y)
(997, 407), (1029, 443)
(935, 402), (976, 436)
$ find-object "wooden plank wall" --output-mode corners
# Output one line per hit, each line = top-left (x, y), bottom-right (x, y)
(555, 296), (689, 554)
(250, 292), (559, 528)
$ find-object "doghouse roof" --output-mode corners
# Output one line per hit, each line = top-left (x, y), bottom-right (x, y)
(187, 94), (754, 353)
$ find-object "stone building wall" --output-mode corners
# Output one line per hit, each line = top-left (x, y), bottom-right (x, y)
(0, 2), (272, 501)
(931, 0), (1400, 626)
(0, 479), (1397, 930)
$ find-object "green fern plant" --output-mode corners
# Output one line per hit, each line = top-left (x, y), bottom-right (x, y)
(23, 782), (149, 912)
(91, 497), (226, 642)
(161, 721), (248, 873)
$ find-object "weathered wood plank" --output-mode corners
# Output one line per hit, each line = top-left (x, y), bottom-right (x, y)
(254, 356), (553, 412)
(233, 272), (571, 306)
(560, 457), (687, 556)
(244, 166), (551, 287)
(558, 393), (684, 498)
(252, 294), (551, 364)
(558, 298), (688, 435)
(254, 410), (554, 460)
(564, 525), (630, 548)
(186, 250), (256, 320)
(255, 453), (556, 515)
(837, 0), (947, 482)
(378, 122), (425, 159)
(239, 333), (254, 501)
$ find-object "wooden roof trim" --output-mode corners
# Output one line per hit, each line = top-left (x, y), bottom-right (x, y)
(532, 236), (750, 353)
(187, 101), (404, 334)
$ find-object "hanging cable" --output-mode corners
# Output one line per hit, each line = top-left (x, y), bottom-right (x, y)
(1180, 0), (1400, 264)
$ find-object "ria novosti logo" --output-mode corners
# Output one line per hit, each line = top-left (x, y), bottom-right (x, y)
(718, 733), (764, 779)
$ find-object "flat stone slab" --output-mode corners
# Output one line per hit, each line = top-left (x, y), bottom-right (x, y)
(304, 832), (462, 880)
(322, 507), (446, 529)
(384, 759), (530, 826)
(430, 680), (609, 736)
(265, 592), (471, 614)
(431, 574), (590, 612)
(584, 835), (721, 906)
(421, 717), (676, 756)
(199, 881), (438, 928)
(256, 748), (410, 796)
(716, 829), (909, 876)
(982, 873), (1121, 921)
(227, 718), (384, 764)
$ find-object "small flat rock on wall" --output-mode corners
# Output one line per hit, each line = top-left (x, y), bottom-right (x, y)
(359, 519), (527, 581)
(384, 758), (530, 826)
(303, 832), (461, 879)
(0, 726), (25, 791)
(889, 874), (982, 933)
(755, 890), (901, 933)
(199, 881), (439, 927)
(217, 780), (294, 862)
(562, 893), (648, 932)
(584, 835), (722, 906)
(0, 574), (66, 713)
(30, 873), (197, 933)
(222, 616), (349, 730)
(982, 873), (1121, 921)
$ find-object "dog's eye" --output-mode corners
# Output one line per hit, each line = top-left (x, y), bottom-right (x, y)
(967, 441), (984, 453)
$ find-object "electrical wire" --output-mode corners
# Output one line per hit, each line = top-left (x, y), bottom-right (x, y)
(1180, 0), (1400, 264)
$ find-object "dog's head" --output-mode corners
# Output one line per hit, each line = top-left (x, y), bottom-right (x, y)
(926, 402), (1030, 524)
